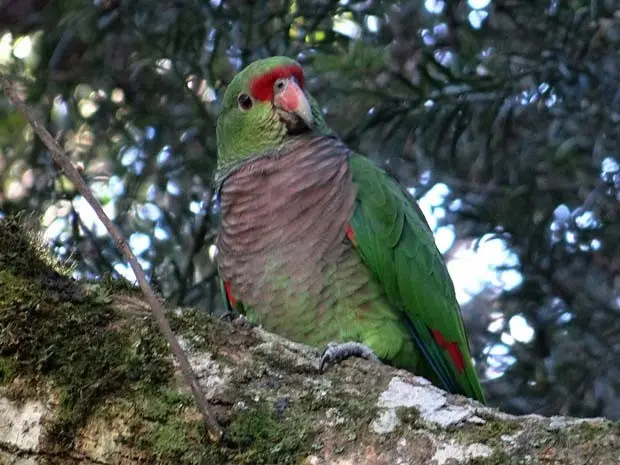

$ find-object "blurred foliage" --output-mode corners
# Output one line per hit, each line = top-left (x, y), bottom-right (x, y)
(1, 0), (619, 419)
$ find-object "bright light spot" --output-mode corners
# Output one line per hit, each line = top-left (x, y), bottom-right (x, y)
(91, 180), (110, 200)
(545, 92), (558, 107)
(553, 204), (571, 223)
(78, 98), (99, 118)
(565, 230), (577, 244)
(434, 49), (455, 67)
(120, 146), (142, 166)
(6, 180), (25, 200)
(418, 183), (451, 231)
(574, 210), (599, 229)
(156, 58), (172, 74)
(52, 96), (69, 120)
(72, 195), (116, 237)
(448, 198), (462, 211)
(468, 0), (491, 8)
(138, 203), (162, 221)
(425, 183), (450, 206)
(365, 15), (380, 33)
(601, 156), (619, 176)
(425, 0), (445, 14)
(558, 312), (573, 324)
(166, 180), (181, 196)
(145, 126), (156, 140)
(44, 216), (69, 243)
(13, 36), (33, 59)
(333, 15), (362, 39)
(489, 343), (509, 356)
(509, 314), (535, 343)
(154, 226), (169, 240)
(157, 146), (172, 165)
(485, 343), (516, 379)
(203, 86), (217, 103)
(114, 262), (137, 282)
(487, 317), (505, 333)
(189, 200), (203, 214)
(500, 332), (515, 346)
(434, 225), (455, 254)
(468, 10), (488, 29)
(208, 244), (218, 261)
(476, 64), (489, 76)
(146, 185), (157, 201)
(111, 88), (125, 104)
(591, 238), (602, 250)
(433, 23), (448, 38)
(0, 33), (13, 64)
(447, 235), (522, 305)
(129, 232), (151, 256)
(421, 29), (435, 46)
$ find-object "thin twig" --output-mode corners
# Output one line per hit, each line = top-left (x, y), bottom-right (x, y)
(0, 73), (223, 443)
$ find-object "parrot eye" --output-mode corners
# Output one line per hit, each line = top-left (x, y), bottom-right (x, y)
(274, 78), (286, 92)
(237, 93), (253, 111)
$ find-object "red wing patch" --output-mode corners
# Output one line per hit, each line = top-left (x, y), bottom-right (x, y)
(249, 64), (304, 102)
(224, 281), (238, 309)
(432, 328), (466, 373)
(345, 224), (356, 246)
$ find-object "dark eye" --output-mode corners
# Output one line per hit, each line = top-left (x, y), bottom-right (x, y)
(237, 93), (253, 110)
(274, 79), (286, 92)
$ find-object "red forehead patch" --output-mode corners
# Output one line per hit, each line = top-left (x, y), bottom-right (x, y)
(249, 64), (304, 102)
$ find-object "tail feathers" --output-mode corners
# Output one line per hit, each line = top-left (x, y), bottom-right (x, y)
(401, 313), (485, 403)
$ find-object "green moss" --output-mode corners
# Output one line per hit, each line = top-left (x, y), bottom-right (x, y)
(395, 406), (421, 425)
(0, 216), (173, 446)
(0, 216), (319, 465)
(227, 402), (313, 465)
(456, 415), (520, 445)
(569, 420), (620, 441)
(168, 308), (221, 352)
(0, 355), (18, 384)
(466, 451), (517, 465)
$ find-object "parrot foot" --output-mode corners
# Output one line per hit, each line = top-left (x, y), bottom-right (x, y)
(319, 342), (380, 373)
(220, 312), (255, 328)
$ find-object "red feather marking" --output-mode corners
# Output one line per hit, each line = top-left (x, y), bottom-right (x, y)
(432, 328), (466, 373)
(224, 281), (238, 309)
(345, 224), (356, 246)
(249, 64), (304, 102)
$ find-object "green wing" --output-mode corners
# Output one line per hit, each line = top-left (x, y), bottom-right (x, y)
(348, 154), (485, 402)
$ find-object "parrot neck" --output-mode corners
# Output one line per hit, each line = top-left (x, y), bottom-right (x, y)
(214, 134), (340, 189)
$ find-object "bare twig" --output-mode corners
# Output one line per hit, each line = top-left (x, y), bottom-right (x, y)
(0, 73), (223, 443)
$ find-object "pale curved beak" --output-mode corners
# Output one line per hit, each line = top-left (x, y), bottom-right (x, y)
(273, 78), (314, 129)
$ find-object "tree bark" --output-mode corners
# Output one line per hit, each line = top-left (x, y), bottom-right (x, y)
(1, 219), (619, 465)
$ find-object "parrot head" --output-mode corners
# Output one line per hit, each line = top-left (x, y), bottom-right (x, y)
(216, 56), (331, 171)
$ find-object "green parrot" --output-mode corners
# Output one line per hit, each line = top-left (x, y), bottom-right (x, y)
(215, 56), (485, 402)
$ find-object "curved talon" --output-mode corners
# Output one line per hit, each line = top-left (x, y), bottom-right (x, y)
(319, 341), (380, 373)
(220, 312), (254, 328)
(232, 314), (254, 328)
(219, 311), (237, 322)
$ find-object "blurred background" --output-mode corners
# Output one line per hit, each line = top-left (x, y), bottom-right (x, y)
(0, 0), (619, 419)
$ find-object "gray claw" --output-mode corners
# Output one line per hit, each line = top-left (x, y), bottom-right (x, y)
(220, 312), (255, 328)
(319, 341), (380, 373)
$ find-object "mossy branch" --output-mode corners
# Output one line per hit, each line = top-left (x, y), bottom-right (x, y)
(0, 72), (223, 443)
